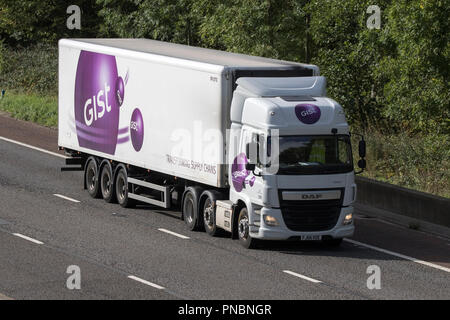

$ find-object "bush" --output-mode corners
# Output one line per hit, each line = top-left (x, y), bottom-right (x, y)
(353, 129), (450, 198)
(0, 43), (3, 72)
(0, 44), (58, 95)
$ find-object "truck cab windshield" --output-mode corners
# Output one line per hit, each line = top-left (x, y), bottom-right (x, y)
(270, 135), (353, 175)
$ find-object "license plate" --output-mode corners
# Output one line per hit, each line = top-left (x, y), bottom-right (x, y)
(300, 235), (322, 241)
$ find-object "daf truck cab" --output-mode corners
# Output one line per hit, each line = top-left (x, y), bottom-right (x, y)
(215, 76), (364, 248)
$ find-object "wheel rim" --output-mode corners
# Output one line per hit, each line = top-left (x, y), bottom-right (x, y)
(117, 173), (126, 202)
(87, 162), (96, 192)
(203, 199), (214, 228)
(238, 212), (249, 240)
(101, 167), (111, 197)
(184, 194), (194, 224)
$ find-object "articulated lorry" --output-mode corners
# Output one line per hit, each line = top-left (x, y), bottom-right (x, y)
(58, 39), (366, 248)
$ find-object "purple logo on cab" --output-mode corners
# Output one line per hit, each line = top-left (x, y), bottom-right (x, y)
(130, 108), (144, 152)
(74, 51), (119, 155)
(231, 153), (255, 192)
(295, 104), (321, 124)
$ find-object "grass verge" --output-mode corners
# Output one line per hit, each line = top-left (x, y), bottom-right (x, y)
(0, 91), (57, 128)
(354, 130), (449, 198)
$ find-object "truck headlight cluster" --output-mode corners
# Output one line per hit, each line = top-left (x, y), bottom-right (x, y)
(263, 215), (278, 226)
(343, 213), (353, 225)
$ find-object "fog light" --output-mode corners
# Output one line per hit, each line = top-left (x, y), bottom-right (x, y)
(264, 215), (278, 226)
(343, 213), (353, 225)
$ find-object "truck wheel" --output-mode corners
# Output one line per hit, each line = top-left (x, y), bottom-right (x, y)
(85, 158), (101, 198)
(182, 189), (202, 231)
(203, 196), (218, 236)
(115, 168), (135, 208)
(237, 207), (258, 249)
(100, 163), (116, 203)
(200, 190), (223, 236)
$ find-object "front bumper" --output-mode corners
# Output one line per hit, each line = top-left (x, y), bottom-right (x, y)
(250, 206), (354, 240)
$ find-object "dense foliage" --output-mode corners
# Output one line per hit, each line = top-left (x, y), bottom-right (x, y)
(1, 0), (447, 133)
(0, 0), (448, 196)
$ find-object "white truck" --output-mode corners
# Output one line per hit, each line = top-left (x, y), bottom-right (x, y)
(58, 38), (366, 248)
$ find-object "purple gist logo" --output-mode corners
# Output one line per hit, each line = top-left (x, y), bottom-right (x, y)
(295, 104), (321, 124)
(74, 51), (120, 155)
(115, 76), (125, 106)
(231, 153), (255, 192)
(130, 108), (144, 152)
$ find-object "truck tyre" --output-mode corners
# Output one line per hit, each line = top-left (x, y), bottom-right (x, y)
(182, 187), (202, 231)
(237, 207), (258, 249)
(85, 157), (101, 198)
(115, 168), (135, 208)
(100, 162), (116, 203)
(200, 191), (222, 237)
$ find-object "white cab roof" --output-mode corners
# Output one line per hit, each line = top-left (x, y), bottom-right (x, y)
(236, 76), (327, 97)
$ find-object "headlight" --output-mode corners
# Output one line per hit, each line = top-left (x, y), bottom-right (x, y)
(263, 215), (278, 226)
(343, 213), (353, 225)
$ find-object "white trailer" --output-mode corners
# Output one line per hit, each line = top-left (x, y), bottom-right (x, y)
(58, 39), (366, 248)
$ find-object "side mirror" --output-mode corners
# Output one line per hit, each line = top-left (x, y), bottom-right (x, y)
(352, 133), (367, 174)
(358, 139), (366, 158)
(358, 159), (366, 170)
(245, 163), (256, 171)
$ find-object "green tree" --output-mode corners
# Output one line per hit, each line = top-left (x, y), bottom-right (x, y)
(306, 0), (392, 130)
(195, 0), (309, 62)
(0, 0), (101, 46)
(98, 0), (201, 45)
(378, 0), (449, 134)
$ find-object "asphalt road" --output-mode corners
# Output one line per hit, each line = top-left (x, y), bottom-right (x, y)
(0, 115), (449, 300)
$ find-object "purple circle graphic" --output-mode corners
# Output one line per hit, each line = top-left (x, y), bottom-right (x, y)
(231, 153), (249, 192)
(130, 108), (144, 152)
(295, 104), (321, 124)
(74, 51), (119, 155)
(248, 176), (256, 187)
(115, 76), (125, 106)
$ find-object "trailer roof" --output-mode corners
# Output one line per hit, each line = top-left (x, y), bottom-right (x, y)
(70, 38), (313, 70)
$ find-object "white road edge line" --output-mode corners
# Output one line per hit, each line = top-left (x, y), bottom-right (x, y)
(283, 270), (322, 284)
(127, 275), (165, 290)
(0, 136), (67, 159)
(344, 239), (450, 273)
(12, 233), (44, 245)
(53, 194), (80, 203)
(158, 228), (190, 239)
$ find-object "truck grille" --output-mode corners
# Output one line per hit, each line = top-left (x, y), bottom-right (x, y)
(279, 189), (343, 232)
